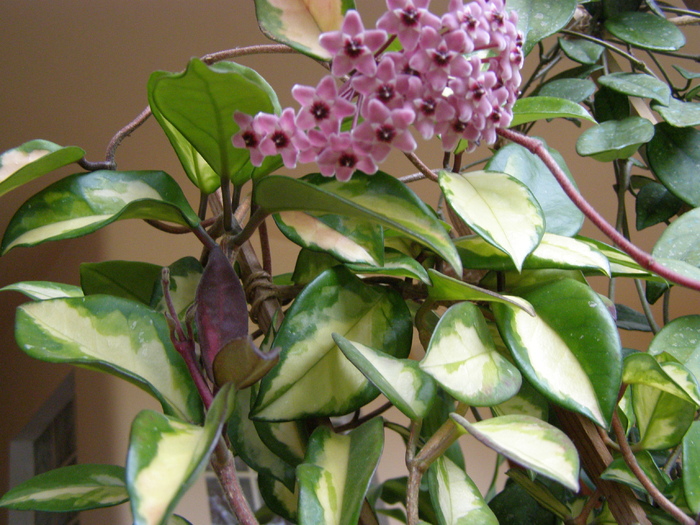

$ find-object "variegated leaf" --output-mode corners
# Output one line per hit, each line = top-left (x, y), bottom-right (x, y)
(150, 257), (203, 320)
(254, 418), (309, 468)
(492, 379), (549, 421)
(346, 248), (431, 284)
(334, 334), (437, 420)
(649, 315), (700, 383)
(127, 384), (235, 525)
(0, 281), (83, 301)
(440, 170), (545, 271)
(632, 384), (696, 450)
(298, 418), (383, 525)
(452, 414), (580, 491)
(80, 260), (163, 304)
(683, 422), (700, 514)
(15, 295), (203, 424)
(258, 473), (299, 522)
(1, 170), (200, 255)
(601, 451), (670, 494)
(428, 456), (498, 525)
(421, 302), (521, 406)
(0, 464), (127, 512)
(623, 353), (695, 404)
(660, 362), (700, 406)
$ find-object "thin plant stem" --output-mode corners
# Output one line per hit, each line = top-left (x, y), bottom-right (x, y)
(659, 6), (700, 17)
(497, 128), (700, 292)
(406, 420), (423, 525)
(572, 488), (603, 525)
(231, 207), (270, 247)
(201, 44), (296, 64)
(144, 217), (216, 234)
(335, 402), (394, 432)
(258, 218), (272, 276)
(211, 439), (260, 525)
(104, 106), (152, 169)
(198, 191), (209, 221)
(559, 30), (655, 75)
(663, 443), (683, 476)
(635, 278), (661, 334)
(405, 151), (439, 181)
(221, 179), (233, 232)
(663, 289), (672, 326)
(612, 413), (694, 525)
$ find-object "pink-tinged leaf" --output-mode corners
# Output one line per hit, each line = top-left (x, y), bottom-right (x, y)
(254, 0), (354, 59)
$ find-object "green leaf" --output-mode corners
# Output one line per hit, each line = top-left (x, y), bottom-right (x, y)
(660, 362), (700, 406)
(334, 334), (437, 420)
(647, 123), (700, 207)
(452, 413), (580, 491)
(255, 172), (461, 275)
(428, 455), (498, 525)
(632, 384), (696, 450)
(598, 73), (671, 106)
(623, 353), (695, 404)
(558, 37), (604, 65)
(485, 141), (584, 236)
(648, 315), (700, 384)
(258, 473), (298, 523)
(683, 421), (700, 514)
(576, 237), (666, 282)
(292, 249), (341, 285)
(493, 278), (622, 427)
(80, 260), (162, 304)
(455, 233), (610, 275)
(15, 295), (203, 424)
(0, 140), (85, 198)
(254, 417), (309, 468)
(576, 117), (654, 162)
(439, 170), (545, 271)
(149, 58), (281, 188)
(298, 418), (383, 525)
(274, 211), (384, 266)
(346, 248), (431, 285)
(427, 269), (535, 315)
(492, 378), (549, 421)
(510, 97), (595, 127)
(505, 0), (577, 56)
(594, 86), (631, 123)
(421, 302), (522, 407)
(227, 387), (297, 490)
(488, 477), (558, 525)
(0, 281), (83, 301)
(254, 0), (354, 59)
(1, 170), (200, 255)
(601, 451), (670, 494)
(651, 208), (700, 278)
(252, 266), (412, 420)
(537, 79), (596, 103)
(652, 98), (700, 128)
(605, 11), (685, 51)
(635, 181), (683, 230)
(150, 257), (203, 320)
(0, 464), (127, 512)
(127, 383), (235, 525)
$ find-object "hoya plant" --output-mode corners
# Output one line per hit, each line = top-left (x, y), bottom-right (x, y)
(1, 0), (700, 523)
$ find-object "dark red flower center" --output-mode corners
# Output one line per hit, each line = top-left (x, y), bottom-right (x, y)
(420, 97), (437, 115)
(378, 84), (395, 102)
(345, 38), (364, 58)
(312, 101), (330, 120)
(339, 153), (357, 168)
(271, 131), (289, 148)
(400, 7), (420, 27)
(242, 131), (258, 148)
(377, 125), (396, 143)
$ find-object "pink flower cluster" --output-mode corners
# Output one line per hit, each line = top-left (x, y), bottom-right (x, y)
(233, 0), (523, 181)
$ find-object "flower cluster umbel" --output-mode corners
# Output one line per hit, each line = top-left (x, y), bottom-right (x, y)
(233, 0), (523, 181)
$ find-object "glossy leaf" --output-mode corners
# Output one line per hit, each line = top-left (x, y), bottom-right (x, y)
(510, 96), (595, 127)
(334, 334), (437, 420)
(254, 0), (353, 59)
(439, 170), (545, 271)
(485, 141), (584, 236)
(661, 362), (700, 406)
(598, 73), (671, 106)
(622, 353), (695, 404)
(251, 266), (412, 420)
(647, 123), (700, 207)
(576, 117), (654, 162)
(651, 208), (700, 278)
(292, 248), (341, 285)
(635, 181), (683, 230)
(149, 59), (281, 188)
(0, 281), (83, 301)
(274, 211), (383, 266)
(80, 260), (162, 304)
(255, 172), (461, 274)
(1, 170), (200, 255)
(127, 384), (235, 525)
(421, 302), (521, 407)
(683, 422), (700, 514)
(605, 11), (685, 51)
(493, 278), (622, 427)
(15, 295), (203, 424)
(297, 418), (383, 525)
(0, 140), (85, 198)
(652, 98), (700, 128)
(558, 37), (604, 65)
(0, 464), (127, 512)
(594, 86), (631, 123)
(149, 257), (203, 320)
(649, 315), (700, 383)
(227, 387), (297, 490)
(538, 79), (596, 103)
(452, 413), (580, 491)
(427, 269), (535, 315)
(455, 233), (610, 275)
(258, 473), (298, 522)
(254, 418), (309, 468)
(492, 378), (549, 421)
(505, 0), (576, 55)
(576, 237), (666, 282)
(346, 248), (431, 285)
(601, 451), (670, 494)
(428, 455), (498, 525)
(632, 384), (696, 449)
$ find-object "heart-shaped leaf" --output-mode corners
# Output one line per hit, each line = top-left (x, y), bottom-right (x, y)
(0, 140), (85, 198)
(334, 334), (437, 420)
(421, 302), (522, 406)
(486, 141), (584, 236)
(652, 98), (700, 128)
(440, 170), (545, 271)
(0, 281), (83, 301)
(598, 73), (671, 106)
(15, 295), (203, 424)
(493, 278), (622, 427)
(251, 266), (412, 420)
(605, 11), (685, 51)
(255, 172), (461, 275)
(149, 59), (282, 188)
(127, 383), (235, 525)
(254, 0), (354, 59)
(428, 455), (498, 525)
(80, 260), (162, 304)
(647, 123), (700, 207)
(510, 96), (595, 127)
(623, 352), (695, 403)
(661, 362), (700, 406)
(576, 117), (654, 162)
(0, 464), (127, 512)
(298, 418), (383, 525)
(632, 384), (696, 449)
(1, 170), (200, 255)
(505, 0), (577, 56)
(683, 422), (700, 514)
(452, 413), (580, 491)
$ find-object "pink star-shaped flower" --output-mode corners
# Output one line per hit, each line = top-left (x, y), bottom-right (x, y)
(377, 0), (441, 51)
(317, 132), (378, 181)
(292, 75), (356, 133)
(353, 99), (416, 163)
(255, 108), (310, 169)
(232, 112), (266, 167)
